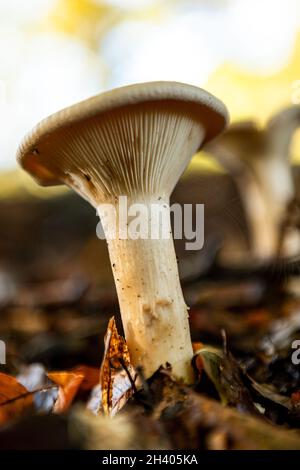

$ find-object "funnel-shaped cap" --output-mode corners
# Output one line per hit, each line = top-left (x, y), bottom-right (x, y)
(18, 81), (228, 205)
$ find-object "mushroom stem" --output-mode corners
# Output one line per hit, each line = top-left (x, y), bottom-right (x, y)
(237, 174), (279, 259)
(238, 156), (294, 259)
(205, 114), (300, 263)
(98, 196), (194, 382)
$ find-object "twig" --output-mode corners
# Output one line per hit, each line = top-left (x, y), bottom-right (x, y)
(118, 357), (138, 394)
(0, 384), (58, 407)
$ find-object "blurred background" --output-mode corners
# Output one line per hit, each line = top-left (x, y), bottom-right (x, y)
(1, 0), (300, 180)
(1, 0), (300, 311)
(2, 2), (300, 447)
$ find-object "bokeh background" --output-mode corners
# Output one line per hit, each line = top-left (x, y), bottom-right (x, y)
(0, 0), (300, 301)
(1, 0), (300, 191)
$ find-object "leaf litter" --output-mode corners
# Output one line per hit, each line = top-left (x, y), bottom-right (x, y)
(2, 276), (300, 448)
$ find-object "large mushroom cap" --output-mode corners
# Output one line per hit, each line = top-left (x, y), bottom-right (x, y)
(17, 81), (228, 200)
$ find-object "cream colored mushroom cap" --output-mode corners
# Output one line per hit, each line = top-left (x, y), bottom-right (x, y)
(17, 81), (228, 188)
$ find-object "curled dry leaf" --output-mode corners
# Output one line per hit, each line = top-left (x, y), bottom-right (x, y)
(47, 371), (84, 414)
(100, 317), (136, 416)
(0, 372), (33, 425)
(193, 345), (258, 415)
(87, 370), (139, 417)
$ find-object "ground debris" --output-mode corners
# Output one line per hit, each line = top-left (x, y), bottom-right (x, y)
(136, 368), (300, 450)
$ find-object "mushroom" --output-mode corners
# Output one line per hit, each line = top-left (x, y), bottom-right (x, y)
(205, 106), (300, 264)
(17, 81), (228, 382)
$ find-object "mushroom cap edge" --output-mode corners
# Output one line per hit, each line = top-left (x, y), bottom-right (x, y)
(17, 81), (229, 186)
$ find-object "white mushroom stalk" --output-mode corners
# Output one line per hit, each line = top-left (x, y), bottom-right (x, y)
(205, 107), (300, 263)
(17, 82), (228, 382)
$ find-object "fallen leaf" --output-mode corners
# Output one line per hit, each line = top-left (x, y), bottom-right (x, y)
(100, 317), (136, 416)
(87, 370), (136, 418)
(192, 342), (204, 353)
(192, 342), (204, 378)
(110, 369), (137, 416)
(17, 363), (58, 413)
(194, 345), (259, 415)
(47, 371), (84, 413)
(0, 372), (33, 424)
(72, 365), (100, 391)
(17, 364), (47, 392)
(248, 376), (292, 409)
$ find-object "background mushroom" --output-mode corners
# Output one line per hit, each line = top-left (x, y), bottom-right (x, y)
(17, 81), (228, 382)
(204, 106), (300, 266)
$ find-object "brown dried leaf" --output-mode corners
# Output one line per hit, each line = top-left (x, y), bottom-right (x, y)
(100, 316), (135, 416)
(47, 371), (84, 413)
(72, 365), (100, 392)
(0, 372), (33, 424)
